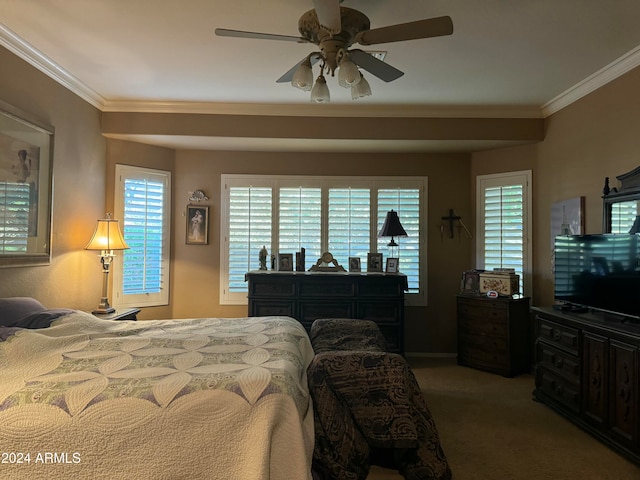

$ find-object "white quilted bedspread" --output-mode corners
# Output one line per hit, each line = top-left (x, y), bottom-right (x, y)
(0, 311), (315, 480)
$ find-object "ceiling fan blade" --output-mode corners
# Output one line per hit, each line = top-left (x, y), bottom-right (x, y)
(312, 0), (342, 34)
(276, 53), (323, 83)
(350, 49), (404, 82)
(215, 28), (308, 43)
(356, 16), (453, 45)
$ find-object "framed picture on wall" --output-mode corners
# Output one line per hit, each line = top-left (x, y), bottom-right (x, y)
(186, 205), (209, 245)
(367, 253), (383, 272)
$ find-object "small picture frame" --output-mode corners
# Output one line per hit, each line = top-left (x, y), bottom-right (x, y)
(461, 270), (480, 294)
(186, 205), (209, 245)
(367, 253), (383, 272)
(277, 253), (294, 271)
(386, 257), (399, 273)
(348, 257), (361, 272)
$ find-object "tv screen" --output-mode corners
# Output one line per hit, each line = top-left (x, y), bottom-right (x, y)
(554, 234), (640, 320)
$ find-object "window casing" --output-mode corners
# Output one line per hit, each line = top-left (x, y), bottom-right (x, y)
(113, 165), (171, 308)
(476, 171), (532, 297)
(220, 175), (427, 306)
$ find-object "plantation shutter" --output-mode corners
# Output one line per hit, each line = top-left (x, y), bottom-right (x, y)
(477, 171), (531, 296)
(279, 187), (322, 262)
(377, 188), (421, 293)
(114, 165), (171, 308)
(228, 187), (272, 293)
(484, 185), (523, 272)
(611, 200), (639, 233)
(221, 175), (428, 306)
(328, 188), (370, 266)
(0, 182), (30, 253)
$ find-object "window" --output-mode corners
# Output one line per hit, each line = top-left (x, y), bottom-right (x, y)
(113, 165), (171, 308)
(0, 182), (30, 254)
(611, 200), (639, 234)
(476, 171), (531, 296)
(221, 175), (427, 305)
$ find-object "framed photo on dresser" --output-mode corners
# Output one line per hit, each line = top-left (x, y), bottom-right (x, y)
(367, 253), (383, 272)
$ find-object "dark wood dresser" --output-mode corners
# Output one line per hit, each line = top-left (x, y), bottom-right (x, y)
(532, 306), (640, 464)
(246, 271), (407, 354)
(456, 294), (531, 377)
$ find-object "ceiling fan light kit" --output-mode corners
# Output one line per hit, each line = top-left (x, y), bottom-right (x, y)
(216, 0), (453, 103)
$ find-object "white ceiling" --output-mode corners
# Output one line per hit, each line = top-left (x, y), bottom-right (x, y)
(2, 0), (640, 151)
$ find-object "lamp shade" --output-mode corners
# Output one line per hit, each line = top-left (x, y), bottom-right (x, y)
(85, 215), (129, 251)
(378, 210), (407, 241)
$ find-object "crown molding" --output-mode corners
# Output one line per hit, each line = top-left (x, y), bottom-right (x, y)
(542, 45), (640, 117)
(0, 22), (105, 109)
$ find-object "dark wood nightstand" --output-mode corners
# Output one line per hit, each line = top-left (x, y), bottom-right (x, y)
(93, 308), (140, 321)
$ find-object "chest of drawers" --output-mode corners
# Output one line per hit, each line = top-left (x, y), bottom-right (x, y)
(456, 295), (531, 376)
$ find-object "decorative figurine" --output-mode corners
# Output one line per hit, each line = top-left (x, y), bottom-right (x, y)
(259, 245), (268, 270)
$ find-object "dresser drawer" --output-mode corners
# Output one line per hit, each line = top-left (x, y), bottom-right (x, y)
(537, 317), (579, 355)
(458, 332), (508, 363)
(535, 366), (581, 413)
(457, 298), (507, 322)
(250, 278), (295, 297)
(358, 301), (401, 325)
(458, 315), (508, 336)
(250, 301), (295, 318)
(536, 341), (580, 382)
(299, 280), (355, 297)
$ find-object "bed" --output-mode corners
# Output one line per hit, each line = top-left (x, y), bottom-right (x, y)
(0, 298), (315, 480)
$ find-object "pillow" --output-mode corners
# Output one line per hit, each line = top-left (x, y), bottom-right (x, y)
(0, 297), (46, 327)
(0, 326), (24, 341)
(17, 308), (75, 329)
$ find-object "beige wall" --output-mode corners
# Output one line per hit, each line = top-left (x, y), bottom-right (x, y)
(169, 150), (472, 353)
(0, 46), (106, 311)
(472, 65), (640, 310)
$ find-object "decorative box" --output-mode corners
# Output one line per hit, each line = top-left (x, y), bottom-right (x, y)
(479, 272), (519, 296)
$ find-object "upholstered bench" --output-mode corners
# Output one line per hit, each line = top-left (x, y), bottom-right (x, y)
(308, 318), (451, 480)
(309, 318), (387, 354)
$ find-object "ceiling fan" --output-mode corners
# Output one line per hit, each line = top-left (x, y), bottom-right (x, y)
(215, 0), (453, 102)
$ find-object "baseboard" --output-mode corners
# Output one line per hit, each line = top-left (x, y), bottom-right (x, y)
(405, 352), (457, 359)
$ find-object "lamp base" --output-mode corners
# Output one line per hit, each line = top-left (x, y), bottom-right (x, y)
(92, 306), (116, 315)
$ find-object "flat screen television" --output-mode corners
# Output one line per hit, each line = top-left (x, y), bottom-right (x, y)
(554, 234), (640, 321)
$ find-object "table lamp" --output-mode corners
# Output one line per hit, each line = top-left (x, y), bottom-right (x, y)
(85, 213), (129, 314)
(378, 209), (407, 258)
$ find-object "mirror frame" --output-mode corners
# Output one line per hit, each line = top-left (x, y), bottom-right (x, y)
(602, 165), (640, 233)
(0, 100), (54, 267)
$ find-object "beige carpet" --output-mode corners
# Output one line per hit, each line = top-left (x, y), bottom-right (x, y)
(367, 357), (639, 480)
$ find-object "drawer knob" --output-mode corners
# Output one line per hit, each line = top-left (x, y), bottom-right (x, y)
(555, 358), (564, 368)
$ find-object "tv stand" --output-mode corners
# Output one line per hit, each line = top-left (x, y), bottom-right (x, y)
(532, 306), (640, 464)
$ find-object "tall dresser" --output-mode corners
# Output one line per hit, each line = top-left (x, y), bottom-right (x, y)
(456, 294), (531, 377)
(246, 271), (407, 354)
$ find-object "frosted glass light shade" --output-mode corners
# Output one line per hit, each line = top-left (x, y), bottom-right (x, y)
(351, 74), (372, 100)
(310, 75), (330, 103)
(292, 58), (313, 91)
(338, 56), (361, 87)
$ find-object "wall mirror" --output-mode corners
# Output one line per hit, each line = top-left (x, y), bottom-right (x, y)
(602, 166), (640, 234)
(0, 100), (54, 267)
